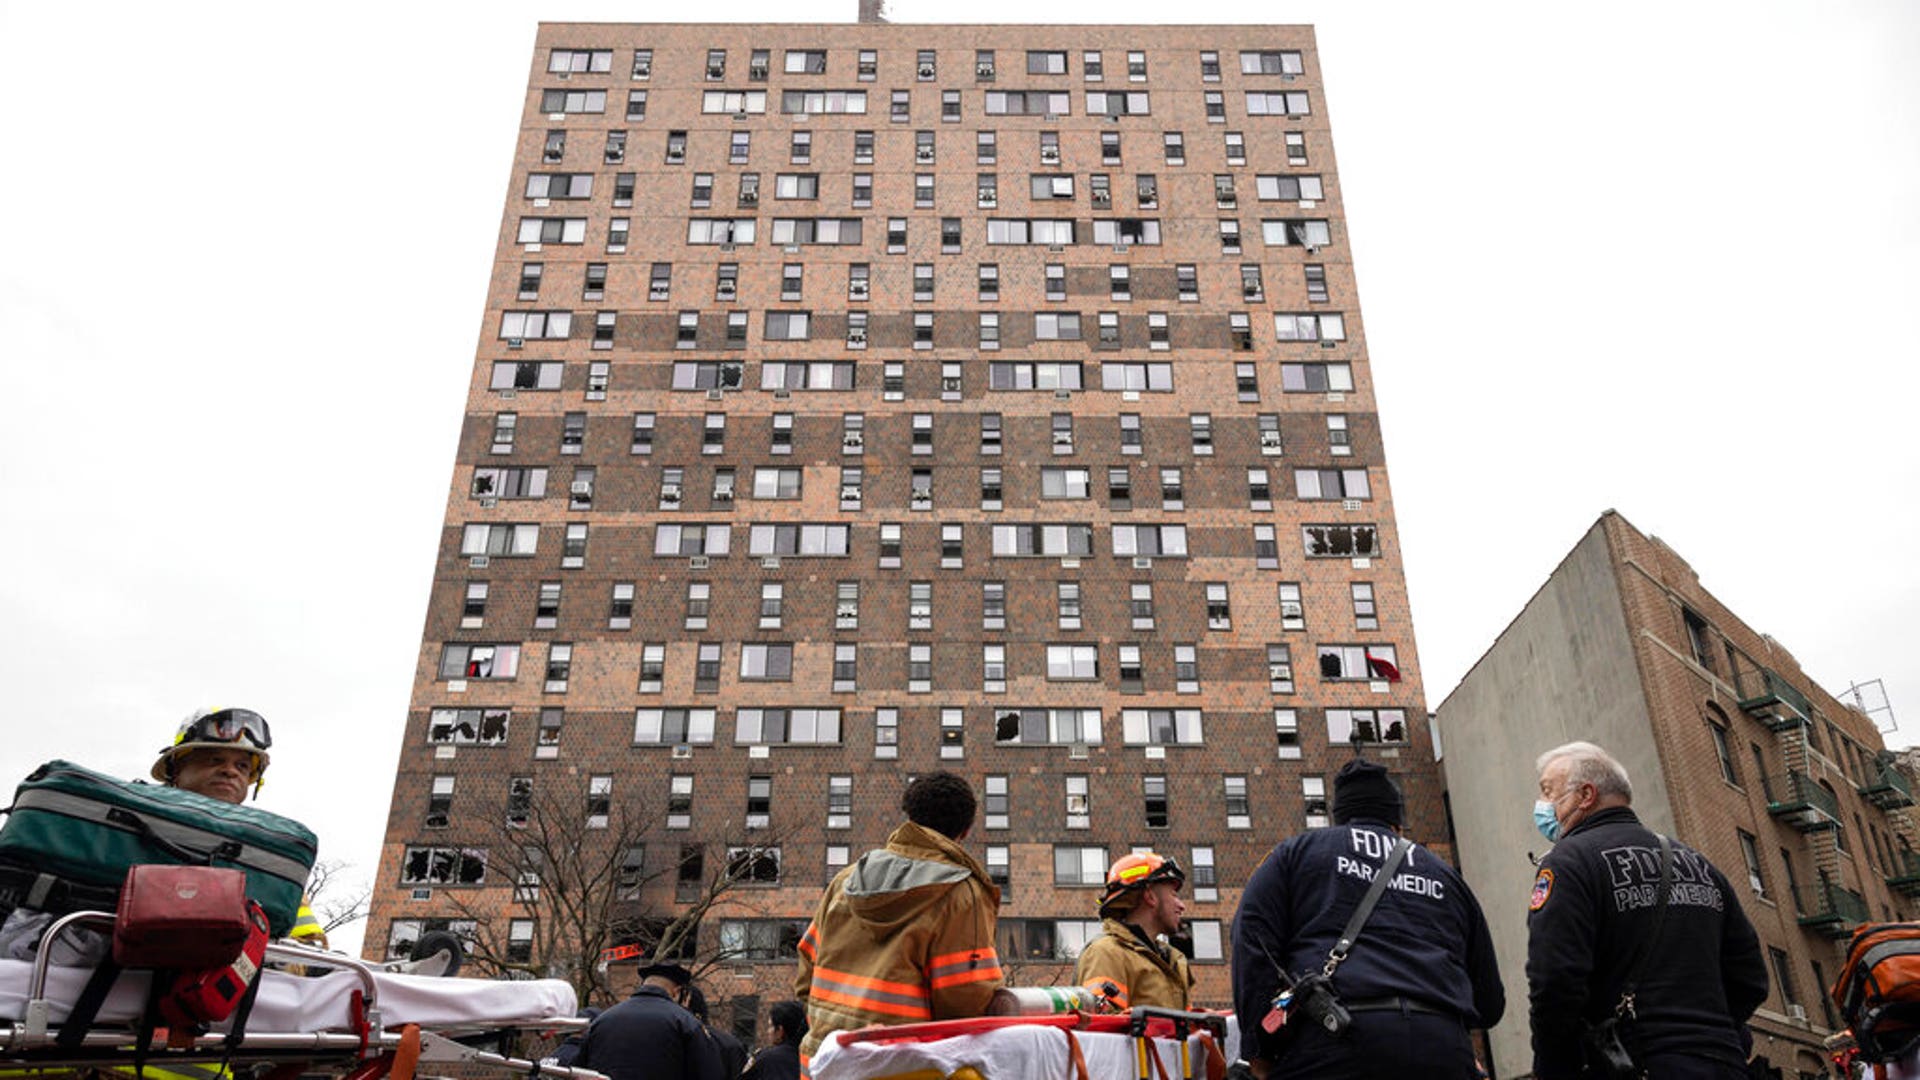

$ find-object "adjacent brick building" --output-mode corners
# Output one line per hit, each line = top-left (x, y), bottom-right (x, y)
(367, 20), (1438, 1035)
(1437, 511), (1913, 1078)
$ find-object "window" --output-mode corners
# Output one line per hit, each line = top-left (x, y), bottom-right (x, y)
(1204, 91), (1225, 122)
(1219, 219), (1241, 254)
(1710, 716), (1740, 785)
(985, 90), (1070, 116)
(1224, 776), (1251, 829)
(873, 708), (899, 759)
(634, 708), (717, 746)
(994, 708), (1102, 746)
(1130, 582), (1155, 629)
(1305, 265), (1330, 303)
(940, 707), (966, 759)
(1123, 709), (1204, 746)
(1087, 91), (1150, 116)
(460, 521), (539, 558)
(736, 708), (841, 746)
(984, 775), (1011, 829)
(1274, 312), (1346, 342)
(399, 847), (486, 886)
(719, 919), (807, 963)
(1351, 583), (1378, 630)
(1302, 775), (1328, 826)
(686, 218), (757, 245)
(986, 218), (1076, 246)
(1093, 218), (1160, 245)
(891, 89), (911, 121)
(749, 524), (851, 556)
(1246, 90), (1312, 116)
(1737, 830), (1767, 898)
(1295, 468), (1371, 500)
(428, 708), (510, 746)
(986, 847), (1010, 894)
(1064, 775), (1091, 829)
(1101, 363), (1173, 392)
(1111, 524), (1188, 558)
(684, 583), (710, 629)
(424, 776), (454, 829)
(1041, 467), (1091, 500)
(726, 846), (782, 885)
(835, 581), (861, 631)
(1317, 644), (1399, 682)
(1282, 362), (1354, 394)
(1327, 708), (1409, 746)
(908, 644), (933, 691)
(540, 88), (607, 114)
(993, 524), (1094, 557)
(1255, 175), (1326, 202)
(1769, 947), (1799, 1014)
(499, 309), (572, 340)
(1047, 644), (1099, 681)
(584, 775), (612, 829)
(1263, 218), (1333, 249)
(739, 644), (794, 681)
(653, 523), (731, 557)
(1033, 313), (1083, 340)
(549, 48), (612, 73)
(989, 361), (1082, 389)
(1161, 132), (1184, 165)
(908, 582), (933, 629)
(1206, 583), (1231, 629)
(1054, 846), (1107, 886)
(525, 173), (593, 201)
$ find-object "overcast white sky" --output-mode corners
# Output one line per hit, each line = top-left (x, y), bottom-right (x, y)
(2, 1), (1914, 956)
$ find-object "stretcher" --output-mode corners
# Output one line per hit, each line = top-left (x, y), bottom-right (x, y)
(809, 1008), (1240, 1080)
(0, 911), (604, 1080)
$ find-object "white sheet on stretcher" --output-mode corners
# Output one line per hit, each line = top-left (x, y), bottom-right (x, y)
(0, 960), (577, 1032)
(810, 1023), (1229, 1080)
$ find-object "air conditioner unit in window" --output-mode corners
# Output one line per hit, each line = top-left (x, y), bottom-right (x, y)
(660, 484), (681, 502)
(842, 432), (864, 448)
(713, 488), (734, 502)
(1040, 149), (1061, 164)
(750, 65), (768, 80)
(1066, 794), (1089, 814)
(666, 149), (684, 163)
(977, 62), (995, 77)
(507, 337), (524, 348)
(1786, 1004), (1808, 1024)
(571, 480), (594, 496)
(916, 148), (935, 163)
(478, 496), (498, 508)
(707, 64), (725, 79)
(1092, 192), (1111, 207)
(410, 888), (432, 901)
(1132, 557), (1153, 569)
(1068, 743), (1090, 761)
(1281, 601), (1303, 619)
(911, 489), (933, 504)
(671, 743), (693, 759)
(688, 555), (710, 569)
(919, 64), (936, 79)
(850, 283), (869, 299)
(1260, 432), (1283, 449)
(1052, 431), (1074, 445)
(634, 62), (651, 78)
(942, 377), (962, 392)
(836, 603), (859, 620)
(469, 555), (490, 568)
(847, 331), (867, 346)
(705, 389), (726, 402)
(715, 284), (736, 300)
(1054, 389), (1072, 400)
(840, 487), (862, 501)
(1139, 186), (1156, 201)
(739, 190), (758, 203)
(978, 189), (996, 204)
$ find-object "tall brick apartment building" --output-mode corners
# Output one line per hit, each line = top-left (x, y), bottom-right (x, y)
(1438, 511), (1913, 1078)
(367, 21), (1437, 1031)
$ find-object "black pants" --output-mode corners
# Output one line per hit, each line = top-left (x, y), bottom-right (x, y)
(1634, 1055), (1750, 1080)
(1269, 1009), (1476, 1080)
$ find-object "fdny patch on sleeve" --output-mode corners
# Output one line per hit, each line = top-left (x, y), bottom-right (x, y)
(1529, 868), (1555, 911)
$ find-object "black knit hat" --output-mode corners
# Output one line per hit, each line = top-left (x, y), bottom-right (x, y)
(1332, 759), (1403, 826)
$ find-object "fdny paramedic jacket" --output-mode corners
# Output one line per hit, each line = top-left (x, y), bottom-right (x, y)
(1526, 806), (1768, 1077)
(1231, 821), (1505, 1063)
(795, 821), (1003, 1061)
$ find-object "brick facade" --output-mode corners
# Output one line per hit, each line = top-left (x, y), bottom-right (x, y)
(368, 21), (1437, 1035)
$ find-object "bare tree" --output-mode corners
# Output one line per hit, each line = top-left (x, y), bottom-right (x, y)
(304, 857), (371, 935)
(445, 777), (796, 1006)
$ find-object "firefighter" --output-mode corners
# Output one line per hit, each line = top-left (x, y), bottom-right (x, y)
(154, 708), (327, 949)
(1075, 852), (1193, 1011)
(794, 771), (1003, 1064)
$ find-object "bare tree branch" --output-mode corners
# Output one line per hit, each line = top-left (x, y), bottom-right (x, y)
(304, 857), (370, 935)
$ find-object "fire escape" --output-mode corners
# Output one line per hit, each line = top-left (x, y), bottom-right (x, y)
(1743, 668), (1872, 938)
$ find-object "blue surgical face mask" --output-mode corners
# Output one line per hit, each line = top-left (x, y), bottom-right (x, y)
(1533, 799), (1562, 842)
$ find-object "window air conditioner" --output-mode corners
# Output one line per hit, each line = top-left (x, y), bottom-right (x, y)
(977, 63), (995, 77)
(707, 64), (725, 79)
(706, 389), (725, 401)
(840, 487), (862, 502)
(1092, 192), (1111, 206)
(688, 555), (710, 569)
(666, 149), (684, 162)
(507, 337), (524, 348)
(1040, 148), (1061, 164)
(671, 744), (693, 759)
(942, 377), (962, 392)
(1066, 794), (1089, 814)
(739, 190), (758, 203)
(571, 480), (594, 496)
(1052, 432), (1074, 445)
(660, 485), (681, 503)
(712, 487), (734, 502)
(478, 497), (498, 508)
(1139, 185), (1156, 201)
(850, 282), (869, 298)
(469, 556), (490, 568)
(1132, 557), (1153, 569)
(912, 488), (933, 503)
(750, 65), (768, 80)
(843, 432), (865, 448)
(919, 64), (936, 79)
(847, 331), (867, 346)
(917, 148), (935, 163)
(716, 283), (736, 299)
(634, 62), (651, 78)
(978, 189), (996, 204)
(1281, 602), (1303, 619)
(1260, 432), (1283, 449)
(1786, 1004), (1808, 1023)
(836, 603), (858, 620)
(1068, 743), (1089, 760)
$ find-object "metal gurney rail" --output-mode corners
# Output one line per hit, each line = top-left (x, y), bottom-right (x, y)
(1, 911), (606, 1080)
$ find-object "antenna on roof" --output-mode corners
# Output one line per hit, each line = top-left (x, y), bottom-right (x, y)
(1844, 678), (1899, 735)
(858, 0), (889, 22)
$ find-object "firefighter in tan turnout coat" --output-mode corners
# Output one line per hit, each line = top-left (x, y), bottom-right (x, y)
(1074, 851), (1194, 1011)
(794, 772), (1004, 1063)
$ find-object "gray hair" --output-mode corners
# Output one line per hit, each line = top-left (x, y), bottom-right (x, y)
(1535, 741), (1633, 803)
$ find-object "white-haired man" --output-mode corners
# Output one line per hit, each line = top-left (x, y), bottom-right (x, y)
(1526, 741), (1766, 1079)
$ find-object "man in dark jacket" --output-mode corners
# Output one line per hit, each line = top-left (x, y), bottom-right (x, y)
(577, 962), (725, 1080)
(742, 1000), (805, 1080)
(1232, 759), (1504, 1079)
(1527, 741), (1768, 1079)
(686, 984), (748, 1078)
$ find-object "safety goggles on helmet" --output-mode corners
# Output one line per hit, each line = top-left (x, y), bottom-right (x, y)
(1099, 852), (1184, 915)
(176, 708), (273, 752)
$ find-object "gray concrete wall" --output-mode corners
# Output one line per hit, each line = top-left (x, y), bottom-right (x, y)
(1434, 519), (1674, 1077)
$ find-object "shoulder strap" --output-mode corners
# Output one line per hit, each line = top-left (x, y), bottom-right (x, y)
(1615, 835), (1673, 1013)
(1324, 836), (1412, 974)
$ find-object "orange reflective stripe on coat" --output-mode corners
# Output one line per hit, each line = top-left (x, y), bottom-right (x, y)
(809, 965), (934, 1019)
(799, 922), (819, 961)
(928, 948), (1003, 990)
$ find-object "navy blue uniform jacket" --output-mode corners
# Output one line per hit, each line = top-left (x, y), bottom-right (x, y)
(1526, 806), (1767, 1078)
(1231, 821), (1505, 1063)
(577, 985), (726, 1080)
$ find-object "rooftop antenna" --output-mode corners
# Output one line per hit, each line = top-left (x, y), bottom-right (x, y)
(858, 0), (889, 22)
(1843, 678), (1898, 736)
